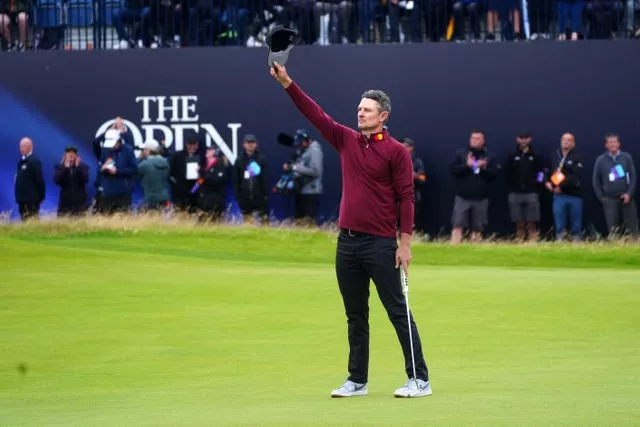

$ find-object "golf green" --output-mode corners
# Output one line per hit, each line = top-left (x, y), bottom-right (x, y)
(1, 220), (639, 426)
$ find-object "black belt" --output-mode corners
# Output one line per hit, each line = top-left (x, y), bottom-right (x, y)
(340, 228), (370, 237)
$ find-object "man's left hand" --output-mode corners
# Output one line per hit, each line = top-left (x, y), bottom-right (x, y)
(395, 244), (412, 274)
(622, 193), (631, 204)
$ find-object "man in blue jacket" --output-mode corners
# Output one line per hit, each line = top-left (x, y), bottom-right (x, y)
(592, 133), (638, 238)
(99, 129), (138, 214)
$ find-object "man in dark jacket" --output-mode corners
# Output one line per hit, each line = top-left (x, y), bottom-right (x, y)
(169, 139), (206, 214)
(545, 132), (584, 241)
(93, 117), (134, 213)
(233, 134), (269, 223)
(504, 131), (544, 242)
(99, 129), (138, 214)
(53, 146), (90, 216)
(449, 130), (500, 244)
(15, 137), (45, 220)
(592, 133), (638, 237)
(197, 147), (229, 222)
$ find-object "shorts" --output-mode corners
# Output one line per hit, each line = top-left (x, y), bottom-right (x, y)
(508, 192), (540, 222)
(451, 196), (488, 232)
(0, 11), (28, 23)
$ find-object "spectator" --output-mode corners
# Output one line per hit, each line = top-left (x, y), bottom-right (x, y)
(449, 130), (500, 244)
(452, 0), (482, 41)
(485, 0), (499, 40)
(112, 0), (154, 48)
(504, 131), (544, 242)
(93, 117), (134, 213)
(592, 133), (638, 238)
(0, 0), (29, 51)
(545, 132), (584, 241)
(314, 0), (355, 45)
(137, 139), (171, 211)
(586, 0), (624, 39)
(99, 129), (138, 214)
(402, 137), (427, 234)
(14, 137), (45, 221)
(556, 0), (585, 40)
(285, 129), (323, 225)
(169, 139), (205, 214)
(53, 146), (90, 217)
(528, 0), (553, 39)
(233, 134), (270, 223)
(197, 146), (229, 222)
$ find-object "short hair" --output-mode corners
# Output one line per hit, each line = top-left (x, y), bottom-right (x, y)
(471, 129), (486, 138)
(361, 90), (391, 115)
(65, 145), (78, 153)
(605, 132), (620, 141)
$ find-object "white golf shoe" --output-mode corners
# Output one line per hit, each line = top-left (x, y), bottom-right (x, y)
(393, 378), (432, 398)
(331, 380), (368, 398)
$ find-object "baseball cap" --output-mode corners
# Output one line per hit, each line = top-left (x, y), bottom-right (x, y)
(243, 134), (258, 143)
(293, 129), (310, 146)
(144, 139), (160, 151)
(103, 129), (121, 148)
(266, 25), (298, 68)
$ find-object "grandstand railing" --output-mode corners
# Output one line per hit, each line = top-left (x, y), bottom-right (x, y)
(1, 0), (639, 51)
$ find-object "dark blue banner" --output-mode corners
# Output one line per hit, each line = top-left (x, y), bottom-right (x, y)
(1, 41), (639, 236)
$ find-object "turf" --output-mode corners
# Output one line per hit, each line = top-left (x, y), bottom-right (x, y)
(1, 220), (639, 426)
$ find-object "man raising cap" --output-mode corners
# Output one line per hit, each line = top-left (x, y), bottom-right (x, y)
(270, 62), (431, 398)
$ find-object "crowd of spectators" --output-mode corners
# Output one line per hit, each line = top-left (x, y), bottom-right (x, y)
(1, 0), (639, 51)
(12, 117), (639, 242)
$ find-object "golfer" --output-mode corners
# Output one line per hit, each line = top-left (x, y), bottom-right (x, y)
(270, 62), (431, 398)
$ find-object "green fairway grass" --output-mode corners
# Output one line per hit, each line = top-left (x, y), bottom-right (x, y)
(1, 219), (639, 426)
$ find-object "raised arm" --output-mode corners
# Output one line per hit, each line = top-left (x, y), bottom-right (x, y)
(271, 62), (350, 151)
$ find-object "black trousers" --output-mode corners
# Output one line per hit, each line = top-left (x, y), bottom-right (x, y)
(18, 203), (40, 221)
(294, 194), (320, 222)
(335, 229), (429, 384)
(99, 194), (132, 215)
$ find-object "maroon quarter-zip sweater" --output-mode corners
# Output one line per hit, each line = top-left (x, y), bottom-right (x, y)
(285, 82), (415, 238)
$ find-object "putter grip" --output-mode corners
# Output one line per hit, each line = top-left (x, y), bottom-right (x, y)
(400, 268), (409, 294)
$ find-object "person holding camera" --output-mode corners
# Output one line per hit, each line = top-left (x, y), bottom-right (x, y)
(283, 129), (324, 225)
(53, 146), (90, 217)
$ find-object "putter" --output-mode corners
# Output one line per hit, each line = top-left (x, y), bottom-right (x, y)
(400, 265), (420, 392)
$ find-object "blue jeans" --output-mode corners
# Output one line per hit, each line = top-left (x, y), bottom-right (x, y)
(112, 7), (152, 44)
(553, 194), (583, 239)
(557, 1), (585, 33)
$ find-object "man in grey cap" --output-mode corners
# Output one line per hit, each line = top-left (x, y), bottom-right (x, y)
(401, 137), (426, 234)
(233, 134), (270, 223)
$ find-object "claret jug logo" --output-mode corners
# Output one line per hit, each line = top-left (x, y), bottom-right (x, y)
(95, 95), (242, 164)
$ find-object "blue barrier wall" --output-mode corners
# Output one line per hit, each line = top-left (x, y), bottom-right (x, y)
(1, 41), (639, 236)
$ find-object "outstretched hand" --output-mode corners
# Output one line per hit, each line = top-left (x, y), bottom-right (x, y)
(270, 62), (292, 89)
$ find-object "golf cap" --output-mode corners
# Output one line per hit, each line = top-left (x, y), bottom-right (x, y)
(266, 25), (298, 68)
(103, 129), (121, 148)
(144, 139), (160, 151)
(293, 129), (310, 146)
(243, 134), (258, 143)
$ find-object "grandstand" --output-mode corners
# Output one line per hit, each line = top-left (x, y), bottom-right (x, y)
(1, 0), (639, 51)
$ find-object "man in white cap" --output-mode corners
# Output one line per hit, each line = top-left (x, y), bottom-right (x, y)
(137, 139), (170, 211)
(98, 128), (138, 214)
